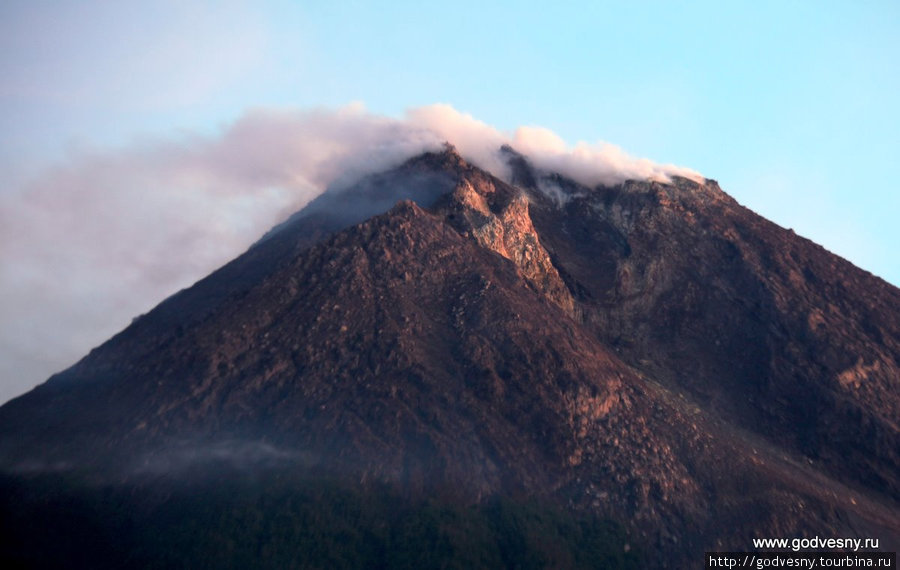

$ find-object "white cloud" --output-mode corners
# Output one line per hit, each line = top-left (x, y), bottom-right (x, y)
(406, 104), (703, 186)
(0, 103), (700, 404)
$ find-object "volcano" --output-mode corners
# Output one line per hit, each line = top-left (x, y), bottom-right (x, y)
(1, 145), (898, 568)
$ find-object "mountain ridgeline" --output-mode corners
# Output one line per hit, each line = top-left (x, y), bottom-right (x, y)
(1, 145), (898, 568)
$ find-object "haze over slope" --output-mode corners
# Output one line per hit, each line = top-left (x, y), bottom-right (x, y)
(0, 104), (701, 404)
(1, 147), (897, 567)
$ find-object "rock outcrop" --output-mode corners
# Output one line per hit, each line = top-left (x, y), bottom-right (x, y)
(1, 146), (898, 567)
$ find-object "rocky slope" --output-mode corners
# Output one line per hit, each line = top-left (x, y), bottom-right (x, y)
(1, 146), (898, 567)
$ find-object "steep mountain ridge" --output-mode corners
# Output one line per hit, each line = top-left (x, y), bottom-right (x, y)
(508, 158), (900, 500)
(1, 146), (898, 567)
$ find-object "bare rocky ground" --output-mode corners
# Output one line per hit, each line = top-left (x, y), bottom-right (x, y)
(1, 147), (897, 568)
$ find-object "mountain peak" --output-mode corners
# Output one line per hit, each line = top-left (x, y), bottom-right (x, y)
(499, 144), (540, 190)
(1, 145), (899, 567)
(401, 141), (467, 173)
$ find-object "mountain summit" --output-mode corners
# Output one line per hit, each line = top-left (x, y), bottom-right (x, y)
(1, 146), (898, 567)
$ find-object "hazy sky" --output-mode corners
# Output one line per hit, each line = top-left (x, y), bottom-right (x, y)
(1, 0), (898, 404)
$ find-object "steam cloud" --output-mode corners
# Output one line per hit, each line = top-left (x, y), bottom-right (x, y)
(0, 103), (701, 404)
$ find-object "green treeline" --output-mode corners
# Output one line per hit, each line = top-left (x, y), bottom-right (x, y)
(0, 472), (641, 569)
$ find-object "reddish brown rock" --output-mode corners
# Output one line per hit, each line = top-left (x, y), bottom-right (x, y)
(1, 146), (898, 565)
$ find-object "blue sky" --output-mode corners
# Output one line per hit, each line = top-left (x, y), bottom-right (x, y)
(0, 0), (898, 402)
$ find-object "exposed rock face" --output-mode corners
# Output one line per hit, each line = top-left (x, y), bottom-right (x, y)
(520, 168), (900, 501)
(435, 176), (575, 313)
(0, 146), (898, 566)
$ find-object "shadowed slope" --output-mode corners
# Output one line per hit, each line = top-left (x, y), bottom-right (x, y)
(1, 147), (898, 567)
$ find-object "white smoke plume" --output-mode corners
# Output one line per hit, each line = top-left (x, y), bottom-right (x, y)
(0, 103), (701, 404)
(410, 104), (703, 186)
